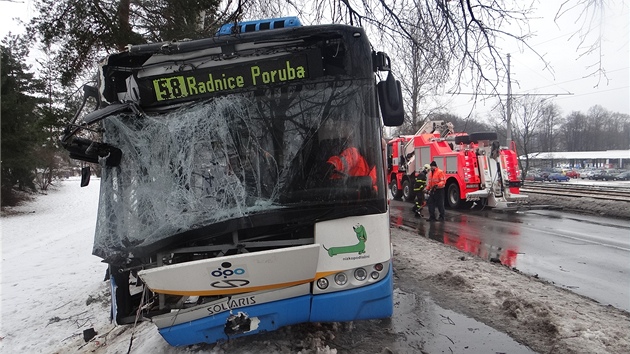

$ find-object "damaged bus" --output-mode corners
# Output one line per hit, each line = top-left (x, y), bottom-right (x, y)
(61, 17), (404, 346)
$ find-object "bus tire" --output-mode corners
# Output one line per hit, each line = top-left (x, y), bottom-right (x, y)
(446, 182), (462, 209)
(469, 132), (498, 142)
(390, 181), (403, 200)
(402, 180), (413, 202)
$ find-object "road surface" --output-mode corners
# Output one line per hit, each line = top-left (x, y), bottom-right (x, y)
(389, 199), (630, 312)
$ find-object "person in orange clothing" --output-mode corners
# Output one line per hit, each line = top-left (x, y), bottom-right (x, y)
(327, 146), (369, 177)
(425, 160), (446, 221)
(327, 146), (377, 189)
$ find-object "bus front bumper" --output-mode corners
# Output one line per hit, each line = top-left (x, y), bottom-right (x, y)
(157, 267), (393, 346)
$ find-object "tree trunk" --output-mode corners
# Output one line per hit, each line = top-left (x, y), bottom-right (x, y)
(117, 0), (132, 51)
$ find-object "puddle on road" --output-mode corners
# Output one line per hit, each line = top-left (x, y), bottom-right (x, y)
(391, 288), (535, 353)
(390, 205), (521, 267)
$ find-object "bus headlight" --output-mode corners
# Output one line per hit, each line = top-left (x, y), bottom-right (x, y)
(316, 278), (329, 290)
(334, 272), (348, 285)
(370, 271), (380, 280)
(354, 268), (367, 281)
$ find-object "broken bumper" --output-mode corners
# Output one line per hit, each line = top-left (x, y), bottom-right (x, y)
(157, 267), (393, 346)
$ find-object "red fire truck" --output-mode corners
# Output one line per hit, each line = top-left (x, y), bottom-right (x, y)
(386, 121), (526, 209)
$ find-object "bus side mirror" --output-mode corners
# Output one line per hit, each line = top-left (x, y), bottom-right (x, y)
(378, 72), (404, 126)
(63, 136), (123, 167)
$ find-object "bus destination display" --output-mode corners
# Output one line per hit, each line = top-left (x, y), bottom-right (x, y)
(142, 54), (311, 105)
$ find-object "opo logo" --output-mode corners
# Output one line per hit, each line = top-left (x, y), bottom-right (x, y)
(210, 262), (246, 279)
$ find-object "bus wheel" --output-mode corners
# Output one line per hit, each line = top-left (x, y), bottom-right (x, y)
(390, 181), (403, 200)
(446, 183), (461, 208)
(402, 180), (412, 201)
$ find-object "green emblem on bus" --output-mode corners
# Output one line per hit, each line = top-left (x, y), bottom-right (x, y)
(324, 224), (367, 257)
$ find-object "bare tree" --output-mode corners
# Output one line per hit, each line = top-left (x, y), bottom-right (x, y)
(395, 4), (451, 131)
(485, 94), (561, 173)
(236, 1), (619, 127)
(509, 95), (547, 174)
(607, 112), (630, 150)
(554, 0), (624, 87)
(559, 106), (630, 152)
(538, 102), (562, 153)
(560, 111), (589, 151)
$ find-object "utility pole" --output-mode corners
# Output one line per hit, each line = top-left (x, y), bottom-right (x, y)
(506, 54), (512, 147)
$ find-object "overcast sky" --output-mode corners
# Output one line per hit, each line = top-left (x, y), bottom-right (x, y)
(1, 1), (628, 117)
(442, 1), (629, 118)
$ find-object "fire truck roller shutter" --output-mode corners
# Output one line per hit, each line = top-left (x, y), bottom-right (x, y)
(468, 132), (498, 143)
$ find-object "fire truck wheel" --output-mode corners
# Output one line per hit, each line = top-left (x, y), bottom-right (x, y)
(469, 132), (498, 142)
(390, 181), (403, 200)
(402, 180), (412, 201)
(446, 183), (462, 209)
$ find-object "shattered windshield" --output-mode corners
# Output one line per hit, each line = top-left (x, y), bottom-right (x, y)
(94, 78), (385, 262)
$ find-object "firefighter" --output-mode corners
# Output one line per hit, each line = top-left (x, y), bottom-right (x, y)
(426, 160), (446, 221)
(412, 164), (430, 217)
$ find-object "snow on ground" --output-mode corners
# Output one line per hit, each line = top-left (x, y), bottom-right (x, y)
(0, 179), (212, 354)
(0, 179), (110, 352)
(1, 178), (629, 353)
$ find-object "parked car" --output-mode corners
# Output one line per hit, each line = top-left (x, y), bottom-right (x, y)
(613, 171), (630, 181)
(564, 170), (580, 178)
(589, 170), (615, 181)
(524, 173), (545, 182)
(547, 173), (570, 182)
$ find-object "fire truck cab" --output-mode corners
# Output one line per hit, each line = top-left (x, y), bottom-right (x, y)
(387, 121), (526, 209)
(386, 135), (413, 199)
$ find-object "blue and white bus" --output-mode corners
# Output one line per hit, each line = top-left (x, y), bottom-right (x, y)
(62, 17), (404, 346)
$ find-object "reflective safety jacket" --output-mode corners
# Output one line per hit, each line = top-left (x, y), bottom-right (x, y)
(426, 167), (446, 190)
(327, 147), (376, 186)
(327, 147), (369, 177)
(413, 171), (427, 192)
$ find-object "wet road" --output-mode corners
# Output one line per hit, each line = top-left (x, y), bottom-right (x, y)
(389, 200), (630, 312)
